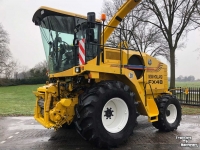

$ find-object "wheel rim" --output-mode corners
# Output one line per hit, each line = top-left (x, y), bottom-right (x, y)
(166, 104), (177, 124)
(101, 97), (129, 133)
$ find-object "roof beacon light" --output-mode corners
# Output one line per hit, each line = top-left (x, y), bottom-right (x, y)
(101, 13), (106, 21)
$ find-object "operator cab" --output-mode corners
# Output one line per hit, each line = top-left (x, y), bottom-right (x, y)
(32, 6), (101, 74)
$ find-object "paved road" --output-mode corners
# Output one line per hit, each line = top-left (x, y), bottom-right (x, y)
(0, 115), (199, 150)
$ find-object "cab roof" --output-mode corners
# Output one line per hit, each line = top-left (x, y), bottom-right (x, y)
(32, 6), (101, 25)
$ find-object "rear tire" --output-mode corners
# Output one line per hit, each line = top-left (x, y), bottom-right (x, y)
(152, 94), (182, 131)
(74, 81), (138, 148)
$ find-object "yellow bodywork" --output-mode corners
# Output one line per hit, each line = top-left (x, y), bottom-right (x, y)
(33, 47), (170, 129)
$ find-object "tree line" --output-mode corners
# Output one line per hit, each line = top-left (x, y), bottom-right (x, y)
(0, 60), (48, 86)
(176, 75), (199, 82)
(168, 75), (200, 82)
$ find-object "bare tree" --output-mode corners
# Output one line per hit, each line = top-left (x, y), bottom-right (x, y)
(0, 23), (20, 80)
(0, 23), (11, 75)
(135, 0), (199, 89)
(101, 0), (170, 61)
(190, 0), (200, 26)
(4, 61), (17, 79)
(34, 60), (47, 71)
(28, 60), (47, 77)
(14, 72), (18, 79)
(20, 66), (28, 79)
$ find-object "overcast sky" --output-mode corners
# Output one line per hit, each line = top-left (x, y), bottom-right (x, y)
(0, 0), (200, 79)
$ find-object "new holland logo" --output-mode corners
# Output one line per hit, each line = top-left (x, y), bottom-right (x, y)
(148, 59), (152, 65)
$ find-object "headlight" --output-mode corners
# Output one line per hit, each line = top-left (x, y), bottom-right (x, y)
(75, 67), (81, 73)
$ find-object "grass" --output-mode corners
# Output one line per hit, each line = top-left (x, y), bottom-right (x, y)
(0, 84), (43, 116)
(175, 81), (200, 87)
(0, 83), (199, 116)
(181, 105), (200, 115)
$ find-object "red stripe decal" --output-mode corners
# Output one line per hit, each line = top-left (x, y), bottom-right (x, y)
(79, 53), (84, 65)
(79, 41), (85, 55)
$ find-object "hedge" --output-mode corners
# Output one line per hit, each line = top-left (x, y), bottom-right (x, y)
(0, 77), (48, 86)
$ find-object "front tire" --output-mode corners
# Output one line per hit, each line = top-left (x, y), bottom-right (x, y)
(74, 81), (138, 148)
(61, 122), (75, 129)
(152, 94), (182, 131)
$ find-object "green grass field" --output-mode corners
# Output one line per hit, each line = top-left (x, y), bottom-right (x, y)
(175, 81), (200, 87)
(0, 83), (199, 116)
(0, 84), (42, 116)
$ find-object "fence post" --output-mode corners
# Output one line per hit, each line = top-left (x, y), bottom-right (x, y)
(192, 87), (193, 105)
(179, 87), (182, 103)
(191, 87), (193, 105)
(197, 88), (200, 105)
(186, 87), (189, 104)
(199, 88), (200, 105)
(195, 87), (197, 105)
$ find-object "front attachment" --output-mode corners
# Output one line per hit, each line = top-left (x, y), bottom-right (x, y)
(33, 83), (78, 129)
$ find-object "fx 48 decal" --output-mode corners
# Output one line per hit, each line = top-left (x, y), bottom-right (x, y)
(148, 80), (163, 84)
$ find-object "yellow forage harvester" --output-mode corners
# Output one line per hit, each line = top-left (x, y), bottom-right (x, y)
(32, 0), (182, 148)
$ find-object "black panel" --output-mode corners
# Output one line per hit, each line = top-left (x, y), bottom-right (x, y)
(128, 55), (144, 79)
(115, 16), (122, 22)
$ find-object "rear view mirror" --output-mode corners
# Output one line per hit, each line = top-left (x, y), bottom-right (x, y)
(74, 24), (80, 33)
(73, 38), (79, 45)
(87, 12), (95, 28)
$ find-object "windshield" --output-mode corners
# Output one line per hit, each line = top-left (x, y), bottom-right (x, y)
(39, 15), (87, 74)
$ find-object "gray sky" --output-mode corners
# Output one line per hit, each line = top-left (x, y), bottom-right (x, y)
(0, 0), (200, 79)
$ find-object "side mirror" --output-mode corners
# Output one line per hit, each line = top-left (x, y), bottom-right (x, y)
(73, 38), (79, 45)
(74, 24), (80, 33)
(87, 12), (95, 28)
(86, 29), (94, 43)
